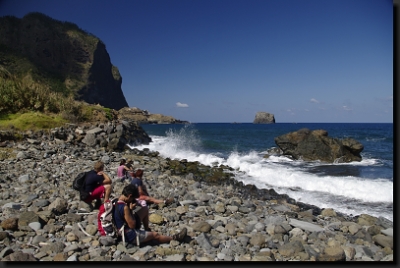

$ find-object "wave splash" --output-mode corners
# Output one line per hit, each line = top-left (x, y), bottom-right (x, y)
(129, 125), (393, 221)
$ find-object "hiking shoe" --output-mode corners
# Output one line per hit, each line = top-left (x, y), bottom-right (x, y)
(164, 197), (174, 206)
(172, 227), (187, 242)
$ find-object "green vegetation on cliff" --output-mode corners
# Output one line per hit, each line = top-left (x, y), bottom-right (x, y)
(0, 12), (185, 131)
(0, 113), (67, 131)
(0, 12), (127, 121)
(0, 12), (124, 130)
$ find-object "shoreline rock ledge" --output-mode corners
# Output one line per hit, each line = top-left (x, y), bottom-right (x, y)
(274, 128), (364, 163)
(253, 112), (275, 124)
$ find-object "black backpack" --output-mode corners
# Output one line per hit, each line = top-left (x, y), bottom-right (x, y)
(73, 171), (90, 201)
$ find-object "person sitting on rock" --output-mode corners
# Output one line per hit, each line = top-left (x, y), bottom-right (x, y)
(130, 169), (174, 206)
(83, 161), (112, 208)
(114, 184), (187, 246)
(117, 159), (133, 182)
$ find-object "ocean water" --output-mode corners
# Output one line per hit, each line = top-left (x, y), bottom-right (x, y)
(129, 123), (393, 222)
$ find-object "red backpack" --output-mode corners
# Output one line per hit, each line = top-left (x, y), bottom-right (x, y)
(97, 198), (126, 238)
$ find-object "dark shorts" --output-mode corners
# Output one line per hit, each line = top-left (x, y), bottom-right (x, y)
(124, 228), (148, 244)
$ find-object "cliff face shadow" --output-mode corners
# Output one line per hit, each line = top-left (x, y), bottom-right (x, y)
(0, 13), (87, 94)
(79, 41), (128, 110)
(0, 13), (128, 110)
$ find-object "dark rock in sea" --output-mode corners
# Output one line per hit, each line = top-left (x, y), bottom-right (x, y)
(274, 128), (363, 163)
(253, 112), (275, 124)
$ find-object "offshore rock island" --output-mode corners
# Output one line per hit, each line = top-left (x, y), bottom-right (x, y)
(253, 112), (276, 124)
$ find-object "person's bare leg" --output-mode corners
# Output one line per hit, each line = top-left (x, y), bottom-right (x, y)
(145, 196), (163, 204)
(136, 206), (150, 230)
(103, 184), (112, 201)
(139, 195), (164, 205)
(142, 232), (172, 244)
(141, 228), (187, 244)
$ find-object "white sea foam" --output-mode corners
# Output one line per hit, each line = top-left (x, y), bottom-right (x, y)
(366, 137), (387, 142)
(129, 133), (393, 221)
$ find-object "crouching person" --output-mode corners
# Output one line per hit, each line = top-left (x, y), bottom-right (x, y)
(83, 161), (112, 208)
(114, 184), (187, 246)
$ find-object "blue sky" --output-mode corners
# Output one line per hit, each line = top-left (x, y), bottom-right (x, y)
(0, 0), (393, 123)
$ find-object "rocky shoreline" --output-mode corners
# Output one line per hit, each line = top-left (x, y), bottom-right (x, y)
(0, 131), (394, 261)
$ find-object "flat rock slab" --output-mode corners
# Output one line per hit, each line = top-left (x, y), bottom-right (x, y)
(86, 127), (103, 134)
(373, 234), (393, 249)
(381, 228), (393, 237)
(289, 218), (323, 233)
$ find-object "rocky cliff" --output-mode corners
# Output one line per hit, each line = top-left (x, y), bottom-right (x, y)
(0, 119), (151, 152)
(0, 12), (128, 110)
(118, 107), (189, 124)
(253, 112), (275, 124)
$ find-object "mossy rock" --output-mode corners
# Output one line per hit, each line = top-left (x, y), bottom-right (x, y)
(0, 148), (17, 160)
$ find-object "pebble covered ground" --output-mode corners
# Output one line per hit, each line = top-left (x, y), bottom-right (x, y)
(0, 136), (394, 262)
